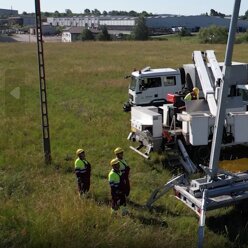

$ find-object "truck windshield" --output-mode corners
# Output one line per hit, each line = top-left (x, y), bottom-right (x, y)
(129, 76), (137, 91)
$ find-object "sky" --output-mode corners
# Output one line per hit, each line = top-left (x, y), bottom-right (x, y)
(1, 0), (248, 16)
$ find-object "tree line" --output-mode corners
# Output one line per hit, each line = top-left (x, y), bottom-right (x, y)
(21, 9), (153, 18)
(20, 8), (248, 20)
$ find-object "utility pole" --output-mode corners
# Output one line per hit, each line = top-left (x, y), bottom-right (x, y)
(35, 0), (52, 164)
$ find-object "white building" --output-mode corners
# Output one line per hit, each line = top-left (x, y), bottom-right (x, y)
(47, 16), (99, 29)
(62, 27), (84, 42)
(48, 15), (248, 35)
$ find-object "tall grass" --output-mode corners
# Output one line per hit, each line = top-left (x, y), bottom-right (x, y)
(0, 40), (248, 247)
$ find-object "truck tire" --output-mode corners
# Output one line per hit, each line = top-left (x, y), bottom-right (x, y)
(123, 102), (131, 112)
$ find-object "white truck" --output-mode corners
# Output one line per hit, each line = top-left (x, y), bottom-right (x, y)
(128, 50), (248, 167)
(123, 66), (188, 111)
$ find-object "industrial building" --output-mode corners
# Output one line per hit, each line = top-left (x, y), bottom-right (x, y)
(61, 26), (100, 42)
(47, 16), (99, 29)
(8, 16), (36, 26)
(146, 15), (248, 32)
(62, 27), (84, 42)
(47, 15), (248, 35)
(0, 8), (18, 17)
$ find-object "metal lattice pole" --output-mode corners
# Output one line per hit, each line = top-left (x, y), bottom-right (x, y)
(35, 0), (52, 164)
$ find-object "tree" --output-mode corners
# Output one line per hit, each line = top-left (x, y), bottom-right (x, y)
(43, 11), (52, 17)
(102, 11), (108, 16)
(92, 9), (101, 16)
(178, 27), (191, 37)
(141, 11), (150, 17)
(80, 29), (95, 41)
(129, 10), (138, 17)
(198, 25), (228, 44)
(54, 10), (61, 17)
(210, 9), (225, 18)
(97, 26), (111, 41)
(84, 9), (91, 15)
(244, 10), (248, 19)
(22, 11), (28, 15)
(65, 9), (73, 17)
(131, 16), (149, 40)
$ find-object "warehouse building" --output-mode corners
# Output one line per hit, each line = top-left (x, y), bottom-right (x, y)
(0, 8), (18, 17)
(146, 15), (248, 32)
(47, 16), (99, 29)
(47, 15), (248, 35)
(99, 16), (136, 34)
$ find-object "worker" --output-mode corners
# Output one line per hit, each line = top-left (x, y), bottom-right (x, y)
(184, 87), (199, 101)
(114, 147), (130, 197)
(108, 158), (127, 215)
(74, 148), (91, 196)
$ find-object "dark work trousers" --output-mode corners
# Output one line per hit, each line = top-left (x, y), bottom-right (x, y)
(125, 178), (130, 197)
(111, 190), (126, 210)
(121, 174), (130, 197)
(77, 174), (90, 194)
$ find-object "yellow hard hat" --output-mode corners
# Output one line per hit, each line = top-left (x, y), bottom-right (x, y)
(114, 147), (124, 155)
(76, 148), (84, 156)
(110, 158), (119, 166)
(193, 87), (199, 95)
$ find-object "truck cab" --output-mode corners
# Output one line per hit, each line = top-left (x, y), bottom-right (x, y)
(124, 67), (183, 111)
(237, 84), (248, 110)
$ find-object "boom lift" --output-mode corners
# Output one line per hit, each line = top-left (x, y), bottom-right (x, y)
(128, 43), (248, 165)
(145, 0), (248, 247)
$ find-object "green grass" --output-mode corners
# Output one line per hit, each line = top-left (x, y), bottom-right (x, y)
(1, 40), (248, 247)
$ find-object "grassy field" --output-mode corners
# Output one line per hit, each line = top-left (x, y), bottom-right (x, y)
(1, 38), (248, 248)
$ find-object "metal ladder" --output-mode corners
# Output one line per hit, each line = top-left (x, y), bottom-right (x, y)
(35, 0), (51, 164)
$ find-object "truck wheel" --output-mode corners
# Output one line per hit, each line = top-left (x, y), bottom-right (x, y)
(123, 102), (131, 112)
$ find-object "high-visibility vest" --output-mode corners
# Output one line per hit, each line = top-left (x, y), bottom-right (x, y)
(74, 158), (89, 174)
(184, 92), (197, 101)
(119, 159), (129, 174)
(108, 169), (121, 189)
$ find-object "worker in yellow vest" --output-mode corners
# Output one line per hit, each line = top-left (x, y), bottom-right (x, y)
(114, 147), (130, 197)
(108, 158), (127, 215)
(75, 148), (91, 196)
(184, 87), (199, 101)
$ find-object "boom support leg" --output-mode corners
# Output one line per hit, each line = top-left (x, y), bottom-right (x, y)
(197, 190), (207, 248)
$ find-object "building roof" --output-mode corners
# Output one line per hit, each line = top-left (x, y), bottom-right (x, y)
(64, 27), (100, 34)
(67, 27), (84, 34)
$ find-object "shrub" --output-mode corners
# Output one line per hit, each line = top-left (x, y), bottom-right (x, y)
(96, 26), (111, 41)
(178, 27), (192, 37)
(198, 25), (228, 44)
(80, 29), (95, 41)
(235, 31), (248, 43)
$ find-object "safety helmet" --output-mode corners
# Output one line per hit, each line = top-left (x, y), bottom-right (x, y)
(76, 148), (84, 156)
(193, 87), (199, 95)
(114, 147), (124, 155)
(110, 158), (119, 166)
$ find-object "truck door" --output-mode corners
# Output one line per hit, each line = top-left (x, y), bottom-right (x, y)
(138, 77), (163, 105)
(162, 75), (181, 97)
